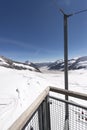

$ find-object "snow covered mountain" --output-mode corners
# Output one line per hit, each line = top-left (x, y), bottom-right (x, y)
(48, 59), (64, 70)
(25, 60), (40, 71)
(38, 56), (87, 71)
(48, 58), (77, 70)
(0, 56), (40, 72)
(69, 56), (87, 70)
(1, 56), (87, 72)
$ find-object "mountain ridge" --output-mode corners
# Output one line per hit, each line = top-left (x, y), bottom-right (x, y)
(48, 56), (87, 70)
(34, 56), (87, 71)
(0, 55), (87, 71)
(0, 56), (40, 72)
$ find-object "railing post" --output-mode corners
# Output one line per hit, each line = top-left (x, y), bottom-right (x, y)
(45, 96), (51, 130)
(38, 102), (44, 130)
(38, 96), (51, 130)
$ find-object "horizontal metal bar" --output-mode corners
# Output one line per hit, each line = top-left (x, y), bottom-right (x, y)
(49, 95), (87, 110)
(50, 86), (87, 100)
(8, 87), (50, 130)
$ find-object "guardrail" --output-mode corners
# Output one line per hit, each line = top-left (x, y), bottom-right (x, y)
(8, 86), (87, 130)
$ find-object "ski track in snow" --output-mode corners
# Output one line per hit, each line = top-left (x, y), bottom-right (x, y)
(0, 67), (87, 129)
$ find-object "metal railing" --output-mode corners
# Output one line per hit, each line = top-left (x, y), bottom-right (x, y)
(23, 111), (39, 130)
(8, 86), (87, 130)
(49, 96), (87, 130)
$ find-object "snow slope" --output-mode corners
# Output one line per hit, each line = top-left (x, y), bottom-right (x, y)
(0, 66), (87, 129)
(0, 66), (50, 130)
(0, 56), (40, 72)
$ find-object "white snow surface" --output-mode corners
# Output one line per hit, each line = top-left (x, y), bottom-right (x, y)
(13, 63), (36, 70)
(76, 61), (87, 68)
(0, 57), (8, 65)
(0, 66), (87, 129)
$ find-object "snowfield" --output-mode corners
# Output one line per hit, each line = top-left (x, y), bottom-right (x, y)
(13, 62), (36, 71)
(0, 66), (87, 130)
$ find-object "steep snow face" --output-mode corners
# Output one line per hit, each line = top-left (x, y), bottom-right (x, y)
(25, 61), (40, 72)
(13, 63), (36, 71)
(77, 56), (87, 62)
(72, 56), (87, 69)
(47, 59), (64, 70)
(73, 61), (87, 69)
(0, 57), (9, 66)
(0, 56), (40, 72)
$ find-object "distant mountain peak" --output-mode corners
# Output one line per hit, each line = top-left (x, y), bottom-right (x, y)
(48, 56), (87, 70)
(25, 60), (31, 65)
(35, 56), (87, 71)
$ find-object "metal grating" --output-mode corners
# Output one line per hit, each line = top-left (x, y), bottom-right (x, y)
(22, 98), (50, 130)
(69, 105), (87, 130)
(22, 96), (87, 130)
(49, 96), (87, 130)
(23, 111), (39, 130)
(50, 98), (65, 130)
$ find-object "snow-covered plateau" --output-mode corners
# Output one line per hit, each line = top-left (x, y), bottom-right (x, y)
(0, 58), (87, 129)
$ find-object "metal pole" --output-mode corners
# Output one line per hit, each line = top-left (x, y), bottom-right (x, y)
(64, 15), (68, 99)
(64, 14), (69, 130)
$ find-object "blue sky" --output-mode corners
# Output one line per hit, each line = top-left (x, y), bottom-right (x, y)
(0, 0), (87, 62)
